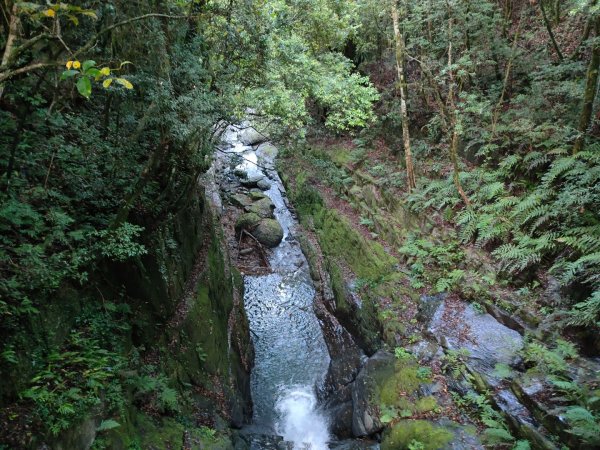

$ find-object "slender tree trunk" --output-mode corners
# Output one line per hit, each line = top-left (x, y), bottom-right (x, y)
(572, 0), (597, 60)
(573, 18), (600, 154)
(539, 0), (563, 61)
(0, 2), (19, 101)
(446, 13), (471, 207)
(490, 13), (523, 140)
(391, 0), (416, 193)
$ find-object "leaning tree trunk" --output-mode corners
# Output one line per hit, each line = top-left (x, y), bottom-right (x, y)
(539, 0), (563, 61)
(573, 17), (600, 154)
(391, 0), (416, 193)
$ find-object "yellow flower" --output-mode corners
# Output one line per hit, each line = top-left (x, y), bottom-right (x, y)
(66, 61), (73, 70)
(44, 9), (56, 18)
(73, 61), (81, 69)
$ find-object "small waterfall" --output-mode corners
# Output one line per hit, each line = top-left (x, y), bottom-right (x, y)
(275, 386), (330, 450)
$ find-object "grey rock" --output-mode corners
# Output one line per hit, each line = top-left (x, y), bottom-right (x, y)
(351, 350), (396, 437)
(238, 127), (266, 145)
(241, 175), (265, 188)
(230, 193), (253, 208)
(253, 219), (284, 248)
(249, 190), (267, 200)
(257, 179), (272, 190)
(234, 168), (248, 179)
(247, 197), (275, 218)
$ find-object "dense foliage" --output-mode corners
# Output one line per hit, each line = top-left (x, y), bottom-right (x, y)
(2, 0), (600, 447)
(0, 0), (378, 444)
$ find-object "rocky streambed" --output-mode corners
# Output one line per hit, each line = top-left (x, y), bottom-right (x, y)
(205, 124), (599, 450)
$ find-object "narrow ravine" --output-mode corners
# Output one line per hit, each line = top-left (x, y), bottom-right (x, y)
(219, 124), (332, 449)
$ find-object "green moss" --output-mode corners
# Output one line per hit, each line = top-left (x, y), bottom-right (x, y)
(379, 360), (423, 407)
(314, 208), (395, 280)
(381, 420), (454, 450)
(415, 396), (438, 413)
(124, 414), (233, 450)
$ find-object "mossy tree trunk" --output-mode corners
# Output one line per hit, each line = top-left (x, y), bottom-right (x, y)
(573, 17), (600, 154)
(391, 0), (416, 193)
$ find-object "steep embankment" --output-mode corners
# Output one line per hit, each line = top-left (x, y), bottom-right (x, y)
(278, 142), (600, 449)
(0, 178), (253, 449)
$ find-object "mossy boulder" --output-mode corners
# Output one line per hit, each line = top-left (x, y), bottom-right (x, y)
(253, 219), (284, 248)
(351, 351), (396, 437)
(381, 420), (453, 450)
(256, 178), (272, 190)
(247, 197), (275, 218)
(249, 190), (267, 200)
(235, 212), (261, 232)
(230, 193), (253, 208)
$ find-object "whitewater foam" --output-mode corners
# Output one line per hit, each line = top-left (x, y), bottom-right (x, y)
(275, 386), (330, 450)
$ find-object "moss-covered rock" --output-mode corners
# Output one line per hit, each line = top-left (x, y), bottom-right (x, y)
(253, 219), (284, 248)
(230, 193), (253, 208)
(248, 190), (267, 200)
(381, 420), (453, 450)
(235, 212), (261, 232)
(246, 197), (275, 218)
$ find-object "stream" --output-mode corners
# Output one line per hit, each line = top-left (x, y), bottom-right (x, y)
(220, 125), (332, 449)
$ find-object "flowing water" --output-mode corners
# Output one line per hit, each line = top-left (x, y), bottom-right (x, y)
(221, 125), (332, 449)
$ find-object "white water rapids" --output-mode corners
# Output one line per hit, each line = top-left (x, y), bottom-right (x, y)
(275, 387), (330, 449)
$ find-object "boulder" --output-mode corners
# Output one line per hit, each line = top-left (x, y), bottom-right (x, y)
(253, 219), (283, 248)
(234, 168), (248, 179)
(257, 179), (272, 190)
(230, 193), (253, 208)
(247, 197), (275, 219)
(249, 190), (267, 200)
(351, 351), (396, 437)
(238, 127), (266, 145)
(241, 175), (265, 188)
(235, 213), (261, 232)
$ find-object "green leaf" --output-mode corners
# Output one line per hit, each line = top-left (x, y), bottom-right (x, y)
(86, 68), (100, 78)
(102, 78), (113, 88)
(82, 60), (96, 72)
(97, 419), (121, 432)
(380, 413), (395, 423)
(76, 77), (92, 99)
(61, 70), (79, 79)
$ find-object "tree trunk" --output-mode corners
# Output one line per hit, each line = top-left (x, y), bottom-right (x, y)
(0, 2), (19, 101)
(446, 13), (471, 207)
(391, 0), (416, 193)
(539, 0), (563, 61)
(573, 18), (600, 154)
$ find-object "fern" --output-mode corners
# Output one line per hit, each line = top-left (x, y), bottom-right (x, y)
(563, 406), (600, 445)
(569, 290), (600, 326)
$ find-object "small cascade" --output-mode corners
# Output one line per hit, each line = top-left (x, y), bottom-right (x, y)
(275, 387), (330, 450)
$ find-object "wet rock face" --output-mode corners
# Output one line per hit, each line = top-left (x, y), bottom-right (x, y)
(427, 299), (523, 380)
